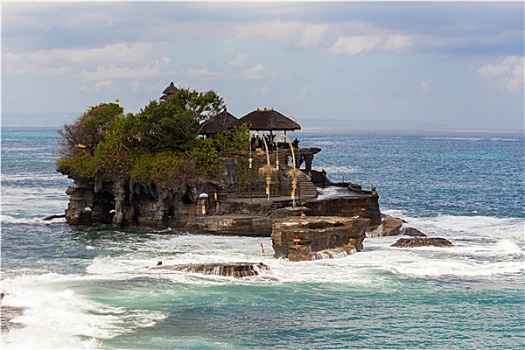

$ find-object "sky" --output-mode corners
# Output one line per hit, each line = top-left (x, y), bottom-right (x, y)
(2, 1), (524, 130)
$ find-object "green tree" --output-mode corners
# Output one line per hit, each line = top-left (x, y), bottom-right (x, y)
(123, 88), (225, 153)
(58, 103), (124, 157)
(57, 87), (247, 185)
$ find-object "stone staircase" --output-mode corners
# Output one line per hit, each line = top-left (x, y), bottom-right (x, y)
(296, 171), (318, 199)
(279, 168), (318, 199)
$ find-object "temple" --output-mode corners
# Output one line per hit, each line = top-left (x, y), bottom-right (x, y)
(61, 82), (383, 260)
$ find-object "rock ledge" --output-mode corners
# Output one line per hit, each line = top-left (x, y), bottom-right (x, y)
(391, 237), (453, 248)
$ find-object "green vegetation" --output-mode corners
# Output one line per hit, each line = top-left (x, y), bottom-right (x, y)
(57, 88), (250, 189)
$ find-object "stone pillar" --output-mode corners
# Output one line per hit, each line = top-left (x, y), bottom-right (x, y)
(112, 181), (127, 227)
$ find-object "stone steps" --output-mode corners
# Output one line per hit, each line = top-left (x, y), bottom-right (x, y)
(297, 175), (318, 198)
(280, 169), (318, 199)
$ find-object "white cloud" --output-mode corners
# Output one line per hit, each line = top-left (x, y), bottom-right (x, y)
(80, 63), (166, 82)
(236, 20), (300, 42)
(478, 56), (524, 91)
(4, 42), (154, 75)
(79, 80), (114, 94)
(295, 24), (329, 49)
(239, 64), (277, 80)
(186, 67), (223, 80)
(235, 20), (328, 50)
(330, 34), (414, 55)
(228, 53), (247, 68)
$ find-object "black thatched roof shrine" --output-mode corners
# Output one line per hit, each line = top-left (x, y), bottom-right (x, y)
(160, 82), (179, 102)
(237, 108), (301, 131)
(198, 109), (238, 136)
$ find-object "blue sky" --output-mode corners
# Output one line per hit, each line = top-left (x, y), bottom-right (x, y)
(2, 1), (524, 130)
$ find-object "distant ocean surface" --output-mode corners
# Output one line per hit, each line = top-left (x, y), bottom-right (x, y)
(1, 127), (524, 349)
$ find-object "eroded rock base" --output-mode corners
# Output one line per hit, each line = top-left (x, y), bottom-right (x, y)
(152, 262), (271, 278)
(271, 216), (370, 261)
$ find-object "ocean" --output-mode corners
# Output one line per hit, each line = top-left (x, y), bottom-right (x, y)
(1, 127), (524, 349)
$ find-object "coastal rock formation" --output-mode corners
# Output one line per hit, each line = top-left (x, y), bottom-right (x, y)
(401, 227), (427, 237)
(380, 216), (404, 236)
(152, 262), (271, 278)
(271, 216), (370, 261)
(363, 214), (427, 239)
(64, 158), (241, 228)
(391, 237), (453, 248)
(303, 196), (381, 231)
(63, 164), (382, 237)
(58, 84), (382, 236)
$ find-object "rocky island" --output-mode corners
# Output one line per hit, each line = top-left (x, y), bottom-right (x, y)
(57, 82), (384, 261)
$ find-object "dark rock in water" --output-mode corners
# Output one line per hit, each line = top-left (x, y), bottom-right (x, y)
(1, 301), (26, 331)
(43, 214), (66, 221)
(391, 237), (453, 248)
(401, 227), (427, 237)
(152, 262), (271, 278)
(271, 216), (370, 261)
(381, 216), (404, 236)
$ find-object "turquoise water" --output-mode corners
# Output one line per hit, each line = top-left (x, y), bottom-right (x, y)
(1, 127), (524, 349)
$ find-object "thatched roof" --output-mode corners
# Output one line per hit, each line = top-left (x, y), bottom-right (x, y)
(237, 108), (301, 131)
(162, 82), (179, 95)
(160, 82), (180, 104)
(198, 109), (238, 135)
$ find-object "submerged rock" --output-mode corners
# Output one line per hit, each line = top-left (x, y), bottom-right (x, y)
(391, 237), (453, 248)
(401, 227), (427, 237)
(151, 262), (271, 278)
(43, 214), (66, 221)
(1, 294), (26, 332)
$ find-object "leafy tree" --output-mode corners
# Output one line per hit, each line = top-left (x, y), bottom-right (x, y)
(165, 89), (224, 122)
(57, 86), (251, 187)
(214, 123), (251, 155)
(123, 88), (225, 153)
(93, 116), (135, 181)
(187, 137), (221, 174)
(58, 103), (124, 157)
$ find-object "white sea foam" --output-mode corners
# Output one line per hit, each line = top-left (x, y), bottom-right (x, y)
(4, 213), (519, 349)
(384, 210), (524, 241)
(1, 273), (167, 349)
(1, 173), (68, 183)
(81, 213), (524, 285)
(0, 214), (66, 225)
(493, 238), (523, 255)
(358, 213), (525, 279)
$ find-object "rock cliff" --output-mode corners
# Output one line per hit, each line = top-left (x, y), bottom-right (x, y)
(63, 155), (382, 238)
(271, 216), (370, 261)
